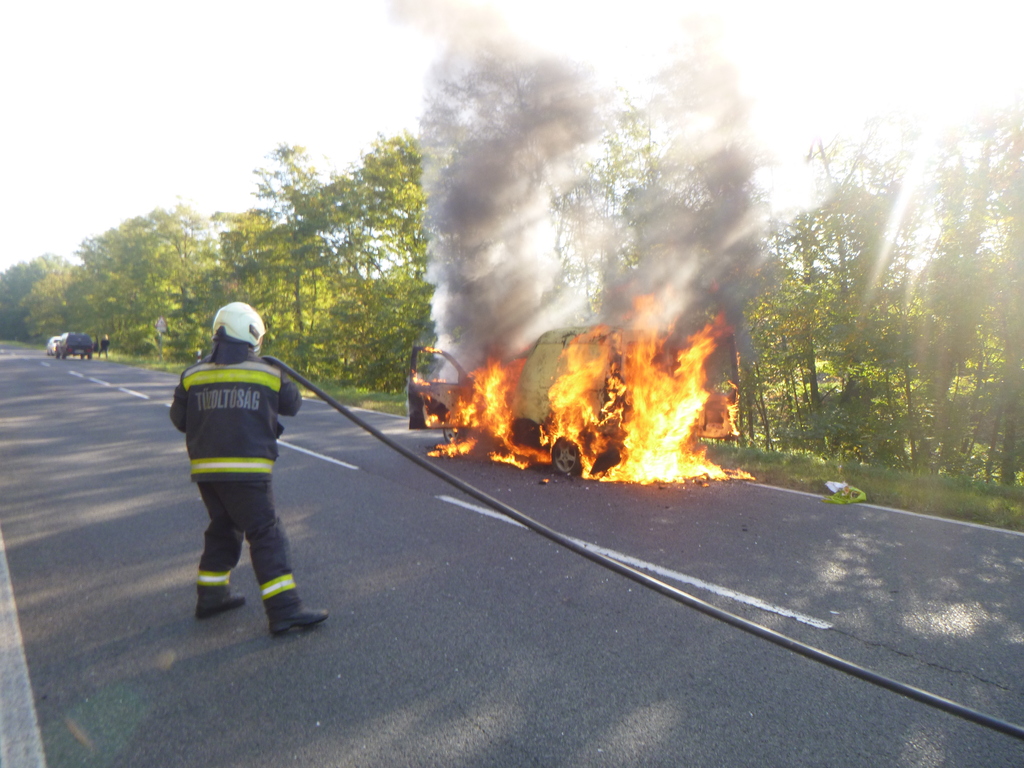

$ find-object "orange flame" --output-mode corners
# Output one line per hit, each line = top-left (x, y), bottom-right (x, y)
(429, 438), (476, 458)
(427, 302), (749, 484)
(601, 323), (723, 483)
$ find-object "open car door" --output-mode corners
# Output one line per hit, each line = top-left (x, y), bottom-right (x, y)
(407, 346), (474, 431)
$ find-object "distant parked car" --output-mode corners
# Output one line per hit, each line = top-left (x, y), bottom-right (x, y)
(56, 332), (93, 360)
(46, 336), (61, 356)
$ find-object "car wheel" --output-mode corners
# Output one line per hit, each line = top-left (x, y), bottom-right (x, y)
(444, 427), (475, 446)
(551, 437), (583, 475)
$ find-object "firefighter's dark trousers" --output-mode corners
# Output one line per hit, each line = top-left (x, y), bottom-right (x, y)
(197, 480), (301, 619)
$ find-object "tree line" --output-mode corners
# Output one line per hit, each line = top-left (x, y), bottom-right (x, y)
(2, 98), (1022, 484)
(1, 134), (432, 392)
(744, 106), (1024, 483)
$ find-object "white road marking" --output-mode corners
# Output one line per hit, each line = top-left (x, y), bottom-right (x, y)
(437, 495), (528, 528)
(118, 388), (149, 400)
(0, 523), (47, 768)
(62, 369), (153, 401)
(437, 494), (833, 629)
(278, 441), (359, 470)
(39, 363), (49, 367)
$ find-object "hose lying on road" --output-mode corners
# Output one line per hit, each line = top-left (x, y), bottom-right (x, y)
(266, 356), (1024, 743)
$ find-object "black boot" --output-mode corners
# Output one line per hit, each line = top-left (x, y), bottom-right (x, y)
(195, 586), (246, 619)
(266, 593), (325, 634)
(268, 605), (328, 635)
(264, 585), (327, 635)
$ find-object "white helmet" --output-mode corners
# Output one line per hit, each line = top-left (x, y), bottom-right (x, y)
(212, 302), (266, 353)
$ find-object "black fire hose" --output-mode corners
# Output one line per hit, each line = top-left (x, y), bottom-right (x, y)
(266, 357), (1024, 743)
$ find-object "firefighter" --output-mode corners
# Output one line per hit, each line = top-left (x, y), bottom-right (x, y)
(170, 302), (327, 635)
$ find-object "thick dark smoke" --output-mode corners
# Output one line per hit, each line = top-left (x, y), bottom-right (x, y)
(392, 1), (764, 367)
(600, 29), (765, 347)
(420, 53), (600, 367)
(393, 0), (601, 368)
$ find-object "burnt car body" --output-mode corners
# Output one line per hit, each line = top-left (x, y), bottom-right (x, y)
(408, 324), (739, 474)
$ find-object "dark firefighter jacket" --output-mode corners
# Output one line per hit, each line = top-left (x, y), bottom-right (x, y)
(170, 340), (302, 482)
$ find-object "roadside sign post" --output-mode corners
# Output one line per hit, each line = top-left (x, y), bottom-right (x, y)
(156, 316), (168, 360)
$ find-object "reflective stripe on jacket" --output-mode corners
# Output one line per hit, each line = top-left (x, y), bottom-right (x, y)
(183, 362), (283, 393)
(170, 350), (301, 482)
(190, 457), (275, 476)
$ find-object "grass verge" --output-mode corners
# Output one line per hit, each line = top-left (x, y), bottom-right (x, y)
(705, 443), (1024, 533)
(307, 384), (407, 415)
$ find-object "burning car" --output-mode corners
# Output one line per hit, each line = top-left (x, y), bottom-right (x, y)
(408, 316), (739, 481)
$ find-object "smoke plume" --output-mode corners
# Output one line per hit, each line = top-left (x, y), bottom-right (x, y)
(392, 1), (765, 367)
(393, 0), (601, 368)
(600, 28), (765, 344)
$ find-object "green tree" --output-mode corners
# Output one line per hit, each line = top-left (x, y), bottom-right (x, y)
(918, 103), (1024, 482)
(255, 145), (332, 349)
(0, 256), (64, 340)
(71, 205), (219, 358)
(220, 145), (333, 364)
(79, 221), (156, 352)
(155, 205), (222, 361)
(745, 119), (926, 465)
(322, 133), (432, 389)
(218, 136), (432, 390)
(21, 257), (77, 338)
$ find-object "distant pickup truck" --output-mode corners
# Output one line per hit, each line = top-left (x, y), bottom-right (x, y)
(56, 332), (94, 360)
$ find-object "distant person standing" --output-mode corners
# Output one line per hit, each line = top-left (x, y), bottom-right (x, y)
(100, 334), (110, 358)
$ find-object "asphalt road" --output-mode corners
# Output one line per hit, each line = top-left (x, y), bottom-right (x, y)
(2, 345), (1023, 767)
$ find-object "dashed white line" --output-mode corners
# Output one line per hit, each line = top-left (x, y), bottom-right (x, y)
(278, 441), (359, 470)
(438, 495), (528, 529)
(88, 377), (110, 386)
(67, 371), (83, 378)
(437, 494), (833, 629)
(118, 387), (149, 400)
(565, 537), (833, 629)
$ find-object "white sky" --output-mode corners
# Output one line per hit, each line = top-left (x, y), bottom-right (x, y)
(1, 0), (1021, 274)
